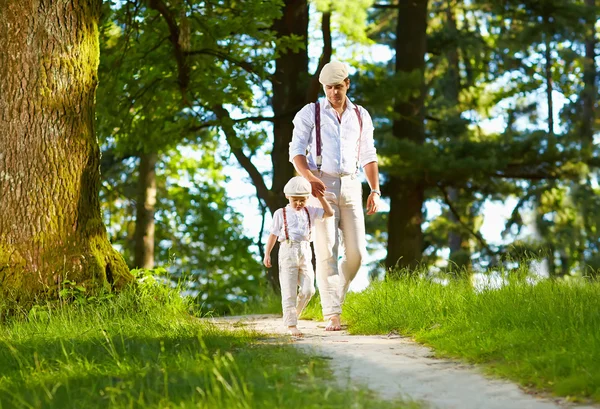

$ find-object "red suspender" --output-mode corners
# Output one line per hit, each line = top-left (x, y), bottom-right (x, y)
(283, 208), (289, 240)
(354, 106), (363, 170)
(282, 207), (312, 241)
(314, 101), (363, 173)
(315, 102), (322, 172)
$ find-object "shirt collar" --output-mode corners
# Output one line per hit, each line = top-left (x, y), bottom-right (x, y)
(285, 204), (302, 213)
(322, 96), (354, 110)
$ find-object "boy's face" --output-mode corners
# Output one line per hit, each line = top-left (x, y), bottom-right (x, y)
(288, 196), (308, 210)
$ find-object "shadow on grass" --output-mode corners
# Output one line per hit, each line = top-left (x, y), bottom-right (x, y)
(0, 326), (415, 409)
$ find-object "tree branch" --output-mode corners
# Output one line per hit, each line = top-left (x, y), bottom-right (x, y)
(306, 10), (332, 103)
(184, 48), (261, 78)
(212, 104), (277, 211)
(256, 198), (267, 260)
(147, 0), (190, 101)
(185, 115), (278, 133)
(372, 3), (399, 9)
(438, 184), (496, 256)
(149, 0), (276, 211)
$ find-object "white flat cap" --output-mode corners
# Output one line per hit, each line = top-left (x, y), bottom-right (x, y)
(319, 61), (349, 85)
(283, 176), (311, 197)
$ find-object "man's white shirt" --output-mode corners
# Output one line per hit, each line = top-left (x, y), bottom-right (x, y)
(270, 205), (324, 242)
(289, 97), (377, 175)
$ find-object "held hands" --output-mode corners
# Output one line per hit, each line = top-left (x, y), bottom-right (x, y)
(309, 176), (327, 197)
(366, 191), (381, 215)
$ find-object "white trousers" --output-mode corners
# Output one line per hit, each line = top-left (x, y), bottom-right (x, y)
(279, 240), (315, 326)
(311, 172), (366, 318)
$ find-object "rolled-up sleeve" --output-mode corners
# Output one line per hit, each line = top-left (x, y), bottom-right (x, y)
(359, 108), (377, 167)
(270, 209), (283, 238)
(307, 205), (325, 221)
(289, 103), (314, 163)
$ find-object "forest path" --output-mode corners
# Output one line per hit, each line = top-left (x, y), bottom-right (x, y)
(212, 314), (597, 409)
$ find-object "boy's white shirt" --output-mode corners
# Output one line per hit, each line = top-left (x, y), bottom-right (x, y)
(270, 205), (324, 242)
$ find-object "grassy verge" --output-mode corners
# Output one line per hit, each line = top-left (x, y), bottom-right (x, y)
(0, 278), (418, 409)
(342, 277), (600, 402)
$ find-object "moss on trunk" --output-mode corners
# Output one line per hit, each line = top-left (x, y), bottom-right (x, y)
(0, 0), (132, 303)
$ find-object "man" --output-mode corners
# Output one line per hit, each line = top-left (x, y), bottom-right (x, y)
(289, 61), (381, 331)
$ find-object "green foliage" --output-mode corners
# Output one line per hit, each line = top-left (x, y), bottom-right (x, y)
(97, 0), (285, 153)
(100, 147), (264, 314)
(94, 0), (600, 281)
(342, 274), (600, 401)
(348, 0), (600, 272)
(155, 149), (264, 314)
(314, 0), (375, 44)
(96, 0), (291, 306)
(0, 279), (419, 409)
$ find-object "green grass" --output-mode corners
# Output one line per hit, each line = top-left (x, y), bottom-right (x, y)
(0, 280), (418, 409)
(342, 276), (600, 402)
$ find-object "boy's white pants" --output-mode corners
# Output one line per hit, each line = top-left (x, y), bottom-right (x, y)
(310, 172), (366, 319)
(279, 240), (315, 327)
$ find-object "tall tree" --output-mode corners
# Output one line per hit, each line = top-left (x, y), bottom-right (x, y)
(134, 153), (158, 269)
(582, 0), (596, 150)
(0, 0), (131, 298)
(267, 0), (311, 291)
(386, 0), (429, 272)
(443, 0), (471, 271)
(99, 0), (286, 290)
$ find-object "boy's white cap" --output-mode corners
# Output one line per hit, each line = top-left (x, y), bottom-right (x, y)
(319, 61), (349, 85)
(284, 176), (311, 197)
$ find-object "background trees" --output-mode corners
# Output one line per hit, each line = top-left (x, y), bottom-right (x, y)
(3, 0), (597, 305)
(97, 0), (600, 303)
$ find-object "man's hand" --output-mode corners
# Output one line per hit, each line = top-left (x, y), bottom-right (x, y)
(366, 192), (380, 215)
(309, 176), (326, 197)
(263, 255), (272, 268)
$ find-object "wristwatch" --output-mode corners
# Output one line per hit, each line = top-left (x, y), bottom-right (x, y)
(370, 189), (381, 196)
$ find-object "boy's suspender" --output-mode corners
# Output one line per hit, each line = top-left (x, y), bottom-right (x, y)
(282, 207), (311, 241)
(314, 101), (363, 174)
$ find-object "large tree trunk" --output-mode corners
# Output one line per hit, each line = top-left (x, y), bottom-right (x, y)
(386, 0), (429, 274)
(0, 0), (131, 299)
(582, 0), (596, 149)
(543, 19), (554, 137)
(445, 1), (471, 272)
(268, 0), (310, 292)
(580, 0), (596, 275)
(134, 153), (157, 269)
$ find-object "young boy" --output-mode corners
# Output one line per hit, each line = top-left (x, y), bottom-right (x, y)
(263, 176), (334, 336)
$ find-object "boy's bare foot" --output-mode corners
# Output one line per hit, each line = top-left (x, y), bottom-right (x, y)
(287, 326), (303, 337)
(325, 315), (341, 331)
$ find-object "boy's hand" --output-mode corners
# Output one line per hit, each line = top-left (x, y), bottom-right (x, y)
(263, 255), (271, 268)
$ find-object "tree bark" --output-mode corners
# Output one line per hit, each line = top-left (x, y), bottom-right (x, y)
(386, 0), (429, 274)
(582, 0), (596, 150)
(543, 23), (554, 137)
(268, 0), (310, 292)
(134, 153), (157, 269)
(445, 1), (471, 272)
(0, 0), (131, 299)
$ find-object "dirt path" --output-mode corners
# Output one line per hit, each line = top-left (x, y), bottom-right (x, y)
(213, 314), (597, 409)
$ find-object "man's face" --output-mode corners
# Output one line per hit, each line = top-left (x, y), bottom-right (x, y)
(324, 79), (350, 108)
(288, 196), (308, 210)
